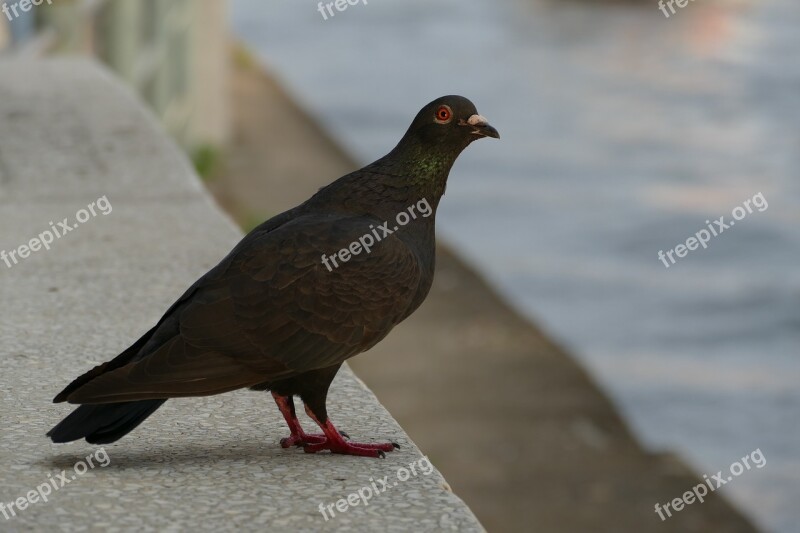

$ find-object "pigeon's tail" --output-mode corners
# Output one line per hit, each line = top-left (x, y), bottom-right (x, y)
(47, 400), (166, 444)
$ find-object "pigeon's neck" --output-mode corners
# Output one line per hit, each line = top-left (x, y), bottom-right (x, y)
(308, 135), (466, 224)
(371, 136), (465, 204)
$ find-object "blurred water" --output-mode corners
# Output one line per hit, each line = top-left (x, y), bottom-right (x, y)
(231, 1), (799, 531)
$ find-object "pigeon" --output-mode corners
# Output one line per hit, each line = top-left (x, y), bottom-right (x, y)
(47, 95), (499, 458)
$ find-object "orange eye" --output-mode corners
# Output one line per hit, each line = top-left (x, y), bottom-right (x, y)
(435, 105), (452, 123)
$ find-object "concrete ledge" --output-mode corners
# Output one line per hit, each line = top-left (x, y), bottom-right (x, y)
(0, 59), (483, 531)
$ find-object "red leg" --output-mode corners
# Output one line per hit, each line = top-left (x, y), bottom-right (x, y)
(302, 405), (399, 458)
(271, 392), (326, 448)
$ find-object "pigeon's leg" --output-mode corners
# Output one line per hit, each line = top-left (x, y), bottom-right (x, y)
(301, 401), (399, 458)
(271, 392), (326, 448)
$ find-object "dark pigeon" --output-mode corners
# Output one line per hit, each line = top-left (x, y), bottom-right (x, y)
(48, 95), (499, 457)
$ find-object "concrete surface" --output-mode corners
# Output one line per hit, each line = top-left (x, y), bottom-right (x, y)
(0, 59), (483, 532)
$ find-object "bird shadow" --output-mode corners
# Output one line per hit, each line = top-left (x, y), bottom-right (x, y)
(38, 439), (340, 471)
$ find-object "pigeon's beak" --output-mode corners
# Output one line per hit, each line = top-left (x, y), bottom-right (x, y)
(464, 114), (500, 139)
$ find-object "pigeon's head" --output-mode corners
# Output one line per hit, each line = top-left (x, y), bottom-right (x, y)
(405, 95), (499, 150)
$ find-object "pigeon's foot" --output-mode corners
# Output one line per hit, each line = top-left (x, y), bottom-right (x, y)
(303, 439), (398, 458)
(273, 392), (324, 448)
(273, 393), (363, 449)
(280, 430), (350, 448)
(280, 433), (326, 448)
(302, 414), (399, 458)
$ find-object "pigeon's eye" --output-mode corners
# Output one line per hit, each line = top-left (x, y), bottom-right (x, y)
(434, 105), (453, 124)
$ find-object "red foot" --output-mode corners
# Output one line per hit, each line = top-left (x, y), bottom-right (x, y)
(303, 439), (398, 458)
(280, 430), (351, 448)
(301, 419), (399, 458)
(273, 393), (399, 458)
(280, 433), (326, 448)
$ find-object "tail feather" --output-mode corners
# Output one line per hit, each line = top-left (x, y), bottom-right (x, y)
(47, 400), (165, 444)
(53, 325), (158, 404)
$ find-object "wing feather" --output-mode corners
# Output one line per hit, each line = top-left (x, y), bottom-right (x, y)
(67, 213), (423, 404)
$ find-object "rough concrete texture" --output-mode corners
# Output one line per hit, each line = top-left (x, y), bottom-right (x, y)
(0, 60), (483, 532)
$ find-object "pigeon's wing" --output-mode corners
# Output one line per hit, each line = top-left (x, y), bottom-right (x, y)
(52, 206), (304, 404)
(65, 214), (422, 404)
